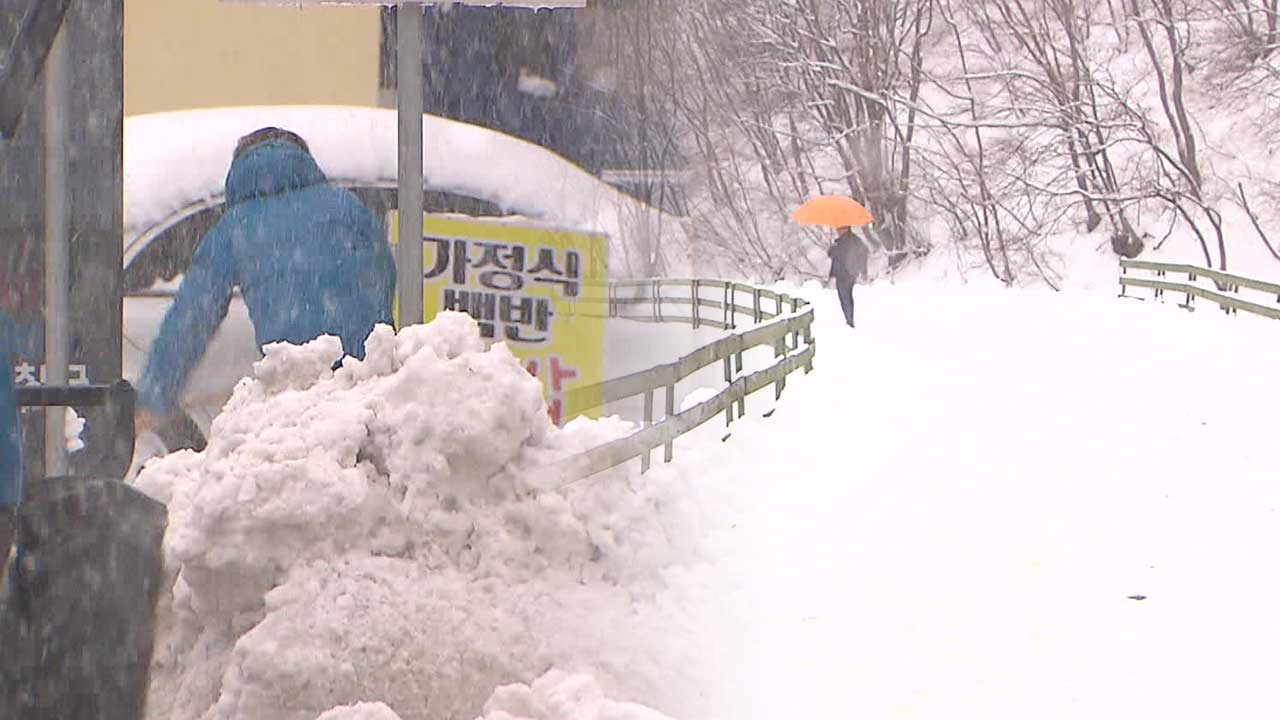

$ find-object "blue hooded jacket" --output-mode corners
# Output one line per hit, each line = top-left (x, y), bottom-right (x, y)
(137, 140), (396, 415)
(1, 313), (41, 509)
(1, 364), (20, 509)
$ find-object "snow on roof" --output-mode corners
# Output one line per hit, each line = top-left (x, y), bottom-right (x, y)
(124, 106), (679, 273)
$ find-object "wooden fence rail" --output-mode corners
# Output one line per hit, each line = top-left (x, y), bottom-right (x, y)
(1119, 260), (1280, 321)
(544, 278), (816, 483)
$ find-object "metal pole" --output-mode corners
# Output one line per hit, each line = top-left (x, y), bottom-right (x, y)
(43, 25), (70, 477)
(663, 384), (674, 463)
(396, 3), (425, 327)
(641, 390), (653, 473)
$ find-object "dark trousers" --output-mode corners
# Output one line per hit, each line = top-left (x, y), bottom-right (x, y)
(835, 274), (856, 327)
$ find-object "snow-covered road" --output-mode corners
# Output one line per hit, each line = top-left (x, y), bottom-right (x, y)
(691, 281), (1280, 718)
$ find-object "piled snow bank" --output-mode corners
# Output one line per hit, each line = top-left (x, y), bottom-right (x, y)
(135, 312), (732, 720)
(317, 703), (404, 720)
(311, 672), (676, 720)
(478, 670), (675, 720)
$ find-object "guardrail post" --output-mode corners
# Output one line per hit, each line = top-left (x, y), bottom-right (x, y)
(641, 389), (653, 473)
(773, 338), (787, 400)
(722, 356), (734, 426)
(691, 279), (700, 329)
(663, 384), (675, 463)
(652, 280), (663, 323)
(752, 288), (761, 323)
(790, 297), (801, 350)
(803, 323), (814, 374)
(608, 283), (617, 318)
(736, 356), (746, 417)
(725, 283), (735, 330)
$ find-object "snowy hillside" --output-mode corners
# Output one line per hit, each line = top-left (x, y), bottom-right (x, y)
(626, 1), (1280, 288)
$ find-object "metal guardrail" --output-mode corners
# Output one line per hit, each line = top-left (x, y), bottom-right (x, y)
(1119, 260), (1280, 321)
(125, 277), (816, 484)
(543, 279), (816, 484)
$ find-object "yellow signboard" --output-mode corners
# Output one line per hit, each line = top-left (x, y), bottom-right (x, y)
(390, 213), (607, 426)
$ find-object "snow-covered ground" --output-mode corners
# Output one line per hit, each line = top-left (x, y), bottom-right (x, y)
(695, 280), (1280, 719)
(131, 271), (1280, 720)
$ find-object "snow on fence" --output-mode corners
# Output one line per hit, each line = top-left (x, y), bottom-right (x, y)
(1119, 259), (1280, 321)
(541, 279), (816, 484)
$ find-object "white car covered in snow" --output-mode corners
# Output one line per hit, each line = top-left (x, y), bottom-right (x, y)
(124, 105), (682, 445)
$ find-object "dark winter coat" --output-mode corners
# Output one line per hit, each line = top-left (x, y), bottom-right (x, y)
(136, 140), (396, 415)
(828, 230), (869, 282)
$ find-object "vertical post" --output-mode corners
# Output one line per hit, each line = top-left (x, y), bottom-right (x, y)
(396, 3), (425, 327)
(790, 297), (800, 350)
(722, 356), (734, 426)
(663, 384), (675, 462)
(725, 283), (735, 330)
(43, 25), (70, 477)
(752, 288), (761, 323)
(773, 338), (786, 400)
(641, 389), (653, 473)
(691, 280), (700, 329)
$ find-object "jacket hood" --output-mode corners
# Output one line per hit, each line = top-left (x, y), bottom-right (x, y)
(224, 140), (327, 205)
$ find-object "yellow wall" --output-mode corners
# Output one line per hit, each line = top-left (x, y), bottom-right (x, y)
(125, 0), (381, 116)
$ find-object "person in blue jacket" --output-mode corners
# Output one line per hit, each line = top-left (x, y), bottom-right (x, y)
(1, 351), (20, 566)
(135, 127), (396, 431)
(1, 304), (41, 568)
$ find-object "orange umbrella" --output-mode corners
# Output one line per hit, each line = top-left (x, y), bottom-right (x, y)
(790, 195), (874, 228)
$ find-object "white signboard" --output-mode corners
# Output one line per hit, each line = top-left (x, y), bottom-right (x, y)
(224, 1), (586, 6)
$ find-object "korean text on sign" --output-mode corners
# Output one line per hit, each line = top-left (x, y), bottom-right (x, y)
(391, 214), (608, 426)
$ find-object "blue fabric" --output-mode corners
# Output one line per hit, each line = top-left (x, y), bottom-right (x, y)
(1, 312), (42, 510)
(1, 361), (21, 509)
(136, 140), (396, 415)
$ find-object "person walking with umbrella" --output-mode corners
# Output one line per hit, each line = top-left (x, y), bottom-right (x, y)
(827, 225), (869, 328)
(790, 195), (874, 328)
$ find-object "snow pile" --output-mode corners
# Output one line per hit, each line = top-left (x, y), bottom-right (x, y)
(678, 387), (719, 414)
(308, 671), (677, 720)
(134, 312), (734, 720)
(64, 408), (85, 452)
(316, 703), (404, 720)
(477, 670), (675, 720)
